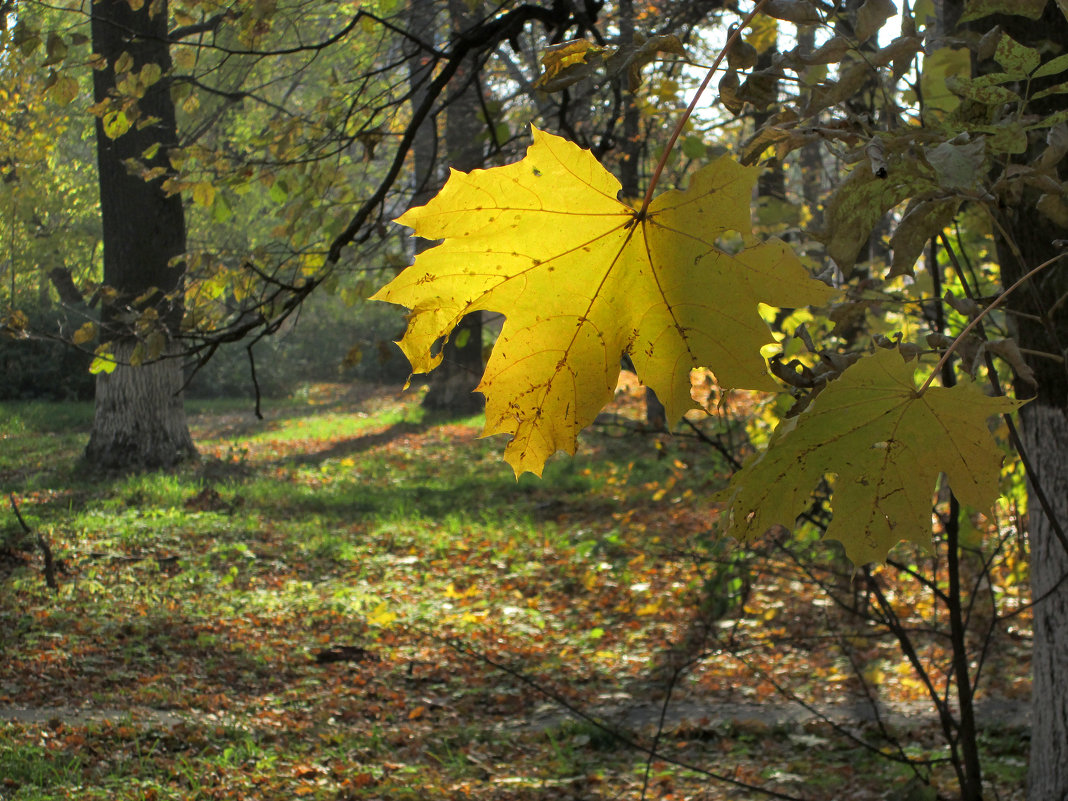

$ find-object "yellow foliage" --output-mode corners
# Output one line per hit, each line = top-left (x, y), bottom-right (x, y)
(374, 127), (834, 476)
(192, 182), (215, 208)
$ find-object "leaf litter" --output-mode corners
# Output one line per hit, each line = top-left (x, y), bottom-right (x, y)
(0, 382), (1029, 799)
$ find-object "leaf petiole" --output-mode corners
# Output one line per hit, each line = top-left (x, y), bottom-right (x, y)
(640, 0), (774, 216)
(919, 252), (1066, 394)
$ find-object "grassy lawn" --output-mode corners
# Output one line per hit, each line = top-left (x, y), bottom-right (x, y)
(0, 381), (1029, 799)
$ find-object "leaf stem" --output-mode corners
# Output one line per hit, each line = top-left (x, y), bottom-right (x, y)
(918, 252), (1066, 394)
(639, 0), (773, 216)
(940, 234), (1068, 561)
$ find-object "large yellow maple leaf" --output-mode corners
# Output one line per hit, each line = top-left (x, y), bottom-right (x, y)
(374, 127), (834, 475)
(724, 347), (1023, 565)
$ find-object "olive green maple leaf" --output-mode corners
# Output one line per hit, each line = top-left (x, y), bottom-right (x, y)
(724, 347), (1023, 565)
(374, 127), (834, 476)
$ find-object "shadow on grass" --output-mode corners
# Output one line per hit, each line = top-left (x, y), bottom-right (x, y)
(279, 419), (434, 466)
(239, 462), (598, 526)
(8, 605), (302, 706)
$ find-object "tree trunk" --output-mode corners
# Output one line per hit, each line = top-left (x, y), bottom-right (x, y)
(797, 24), (824, 230)
(86, 0), (194, 469)
(421, 0), (485, 414)
(405, 0), (439, 209)
(973, 6), (1068, 798)
(86, 340), (195, 468)
(997, 137), (1068, 801)
(1023, 405), (1068, 801)
(616, 0), (665, 430)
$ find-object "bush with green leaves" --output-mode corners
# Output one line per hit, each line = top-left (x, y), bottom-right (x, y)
(0, 307), (94, 401)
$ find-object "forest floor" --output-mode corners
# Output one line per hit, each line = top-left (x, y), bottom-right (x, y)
(0, 379), (1031, 800)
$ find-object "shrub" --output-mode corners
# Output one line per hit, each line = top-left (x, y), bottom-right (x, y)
(0, 307), (94, 401)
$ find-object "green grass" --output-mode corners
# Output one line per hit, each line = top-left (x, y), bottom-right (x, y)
(0, 384), (1030, 801)
(0, 738), (85, 795)
(0, 401), (95, 436)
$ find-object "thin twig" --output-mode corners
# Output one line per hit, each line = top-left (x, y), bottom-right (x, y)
(724, 631), (940, 771)
(9, 493), (57, 591)
(944, 495), (984, 799)
(919, 251), (1065, 393)
(431, 631), (808, 801)
(682, 416), (743, 470)
(864, 569), (966, 788)
(640, 665), (683, 801)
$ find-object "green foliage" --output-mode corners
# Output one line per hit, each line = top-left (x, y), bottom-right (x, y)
(0, 740), (84, 792)
(186, 293), (408, 399)
(0, 308), (94, 401)
(724, 347), (1020, 565)
(0, 4), (100, 299)
(1, 0), (424, 398)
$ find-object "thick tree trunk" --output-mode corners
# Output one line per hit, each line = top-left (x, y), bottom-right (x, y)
(421, 0), (485, 414)
(85, 341), (195, 468)
(999, 168), (1068, 801)
(976, 7), (1068, 798)
(87, 0), (193, 469)
(1023, 405), (1068, 800)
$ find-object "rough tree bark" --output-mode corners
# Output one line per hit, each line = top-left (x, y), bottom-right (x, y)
(996, 69), (1068, 797)
(971, 6), (1068, 799)
(995, 155), (1068, 801)
(1021, 406), (1068, 801)
(85, 0), (194, 469)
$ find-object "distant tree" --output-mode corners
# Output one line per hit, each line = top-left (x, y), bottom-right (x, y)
(420, 0), (489, 414)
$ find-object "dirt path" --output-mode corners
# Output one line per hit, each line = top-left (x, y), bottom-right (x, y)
(2, 695), (1029, 735)
(514, 695), (1030, 734)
